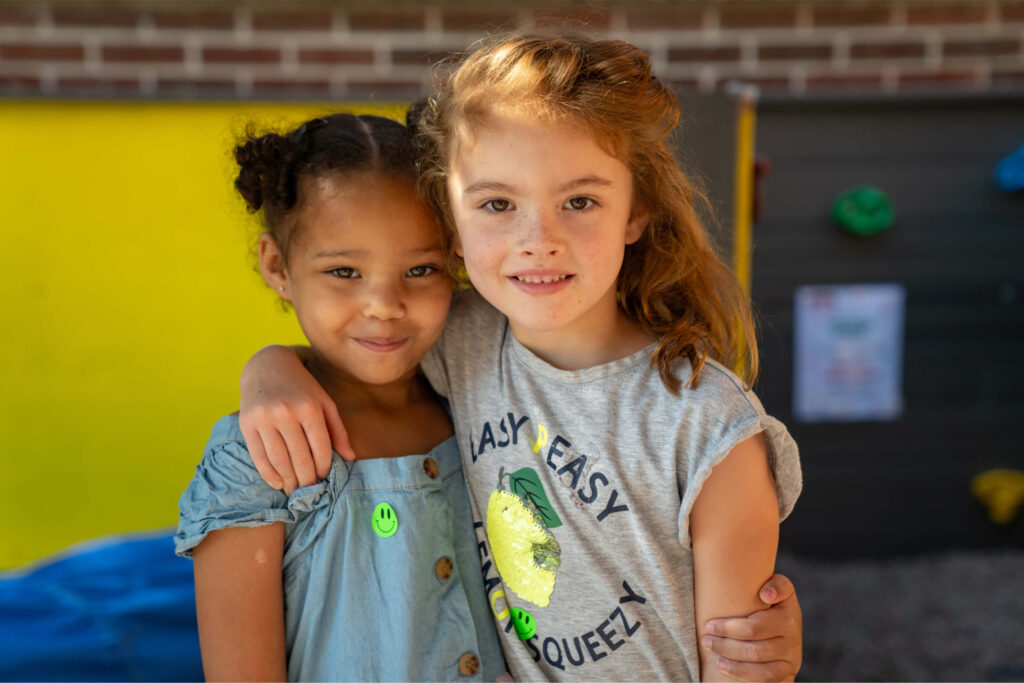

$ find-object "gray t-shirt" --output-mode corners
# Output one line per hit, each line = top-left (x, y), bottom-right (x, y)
(421, 290), (802, 681)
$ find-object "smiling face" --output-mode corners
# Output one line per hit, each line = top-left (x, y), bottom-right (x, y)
(447, 111), (646, 354)
(372, 502), (398, 537)
(260, 172), (451, 388)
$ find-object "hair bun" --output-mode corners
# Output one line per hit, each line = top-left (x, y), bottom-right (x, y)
(233, 132), (293, 212)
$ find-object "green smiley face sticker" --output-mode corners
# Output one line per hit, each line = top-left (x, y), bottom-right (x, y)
(511, 607), (537, 640)
(372, 502), (398, 538)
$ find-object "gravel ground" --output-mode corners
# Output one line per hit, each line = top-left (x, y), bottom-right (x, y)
(776, 550), (1024, 681)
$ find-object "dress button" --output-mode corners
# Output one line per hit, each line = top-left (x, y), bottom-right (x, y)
(423, 457), (439, 479)
(458, 653), (479, 676)
(435, 556), (453, 581)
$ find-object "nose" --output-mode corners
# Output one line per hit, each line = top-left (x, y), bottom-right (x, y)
(518, 209), (565, 258)
(362, 281), (405, 320)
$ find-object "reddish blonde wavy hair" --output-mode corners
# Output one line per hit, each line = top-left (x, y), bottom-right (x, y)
(414, 33), (758, 392)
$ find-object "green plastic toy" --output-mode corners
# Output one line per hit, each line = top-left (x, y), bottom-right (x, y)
(830, 185), (895, 236)
(372, 502), (398, 538)
(510, 607), (537, 639)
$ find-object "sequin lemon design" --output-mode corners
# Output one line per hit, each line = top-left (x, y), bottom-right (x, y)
(486, 467), (562, 607)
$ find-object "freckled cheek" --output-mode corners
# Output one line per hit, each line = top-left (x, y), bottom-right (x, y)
(461, 235), (507, 279)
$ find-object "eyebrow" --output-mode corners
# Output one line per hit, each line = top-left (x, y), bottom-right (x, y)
(312, 246), (443, 259)
(462, 175), (614, 196)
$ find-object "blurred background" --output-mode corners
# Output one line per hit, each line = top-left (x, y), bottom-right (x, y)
(1, 0), (1022, 680)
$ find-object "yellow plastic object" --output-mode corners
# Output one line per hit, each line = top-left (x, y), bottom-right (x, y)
(971, 469), (1024, 525)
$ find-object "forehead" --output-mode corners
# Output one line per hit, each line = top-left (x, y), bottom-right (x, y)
(450, 110), (630, 184)
(291, 172), (439, 251)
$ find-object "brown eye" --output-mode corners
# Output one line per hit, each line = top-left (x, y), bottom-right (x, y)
(406, 265), (437, 277)
(485, 199), (511, 212)
(329, 267), (358, 279)
(567, 197), (592, 210)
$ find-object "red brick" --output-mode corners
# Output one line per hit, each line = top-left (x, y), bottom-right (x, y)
(252, 11), (332, 31)
(298, 48), (374, 66)
(906, 4), (986, 24)
(943, 39), (1021, 58)
(0, 74), (41, 90)
(1002, 3), (1024, 22)
(626, 7), (703, 30)
(52, 7), (137, 27)
(57, 76), (141, 93)
(151, 10), (234, 29)
(102, 45), (184, 63)
(668, 46), (741, 63)
(0, 6), (40, 26)
(759, 45), (832, 61)
(813, 4), (892, 27)
(898, 70), (977, 87)
(252, 79), (332, 95)
(392, 48), (463, 66)
(0, 43), (84, 61)
(531, 8), (611, 30)
(850, 42), (925, 59)
(203, 47), (281, 65)
(347, 11), (425, 31)
(441, 9), (517, 31)
(157, 77), (236, 94)
(720, 3), (797, 29)
(806, 73), (885, 91)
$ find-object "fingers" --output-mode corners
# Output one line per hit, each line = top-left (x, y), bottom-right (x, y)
(278, 420), (318, 490)
(758, 573), (796, 605)
(705, 609), (786, 641)
(702, 634), (789, 665)
(713, 656), (795, 683)
(324, 401), (356, 461)
(261, 427), (299, 496)
(303, 416), (335, 480)
(240, 422), (284, 491)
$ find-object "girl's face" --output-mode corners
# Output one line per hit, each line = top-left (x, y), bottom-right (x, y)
(447, 110), (647, 348)
(261, 173), (451, 387)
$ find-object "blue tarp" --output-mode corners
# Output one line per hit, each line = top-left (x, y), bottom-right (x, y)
(0, 531), (203, 681)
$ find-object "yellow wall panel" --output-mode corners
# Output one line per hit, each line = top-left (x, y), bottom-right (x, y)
(0, 100), (406, 568)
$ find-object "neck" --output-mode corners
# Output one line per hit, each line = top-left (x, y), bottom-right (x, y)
(305, 351), (425, 413)
(509, 291), (656, 370)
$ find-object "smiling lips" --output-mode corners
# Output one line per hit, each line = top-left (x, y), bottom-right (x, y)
(509, 270), (575, 294)
(354, 337), (410, 353)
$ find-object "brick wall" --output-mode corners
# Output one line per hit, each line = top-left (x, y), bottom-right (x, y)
(1, 0), (1023, 99)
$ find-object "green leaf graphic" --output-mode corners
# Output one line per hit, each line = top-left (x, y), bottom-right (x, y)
(506, 467), (562, 529)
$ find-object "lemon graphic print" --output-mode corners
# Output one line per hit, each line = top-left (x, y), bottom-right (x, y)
(486, 467), (562, 607)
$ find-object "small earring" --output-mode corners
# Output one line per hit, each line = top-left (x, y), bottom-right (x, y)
(279, 286), (285, 292)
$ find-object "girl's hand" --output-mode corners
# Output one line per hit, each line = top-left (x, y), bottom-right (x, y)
(239, 345), (355, 494)
(701, 573), (802, 682)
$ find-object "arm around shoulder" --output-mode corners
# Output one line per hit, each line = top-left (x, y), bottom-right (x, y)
(193, 523), (287, 681)
(690, 432), (780, 681)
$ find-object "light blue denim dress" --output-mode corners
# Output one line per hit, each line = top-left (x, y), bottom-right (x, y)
(175, 415), (505, 682)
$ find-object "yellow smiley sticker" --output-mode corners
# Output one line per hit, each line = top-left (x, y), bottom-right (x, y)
(372, 502), (398, 538)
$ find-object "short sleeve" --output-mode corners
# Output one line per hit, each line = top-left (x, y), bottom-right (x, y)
(174, 436), (292, 558)
(676, 368), (802, 548)
(421, 289), (499, 398)
(420, 341), (450, 398)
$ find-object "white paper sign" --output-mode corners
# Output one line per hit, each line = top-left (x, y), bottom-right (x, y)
(793, 283), (905, 422)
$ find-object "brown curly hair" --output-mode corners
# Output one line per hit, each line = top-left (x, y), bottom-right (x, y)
(410, 33), (758, 392)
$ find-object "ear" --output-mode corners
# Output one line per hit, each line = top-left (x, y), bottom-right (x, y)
(453, 232), (464, 259)
(625, 209), (650, 245)
(257, 233), (291, 300)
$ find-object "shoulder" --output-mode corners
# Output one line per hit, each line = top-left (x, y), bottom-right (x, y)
(447, 288), (505, 333)
(206, 413), (247, 449)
